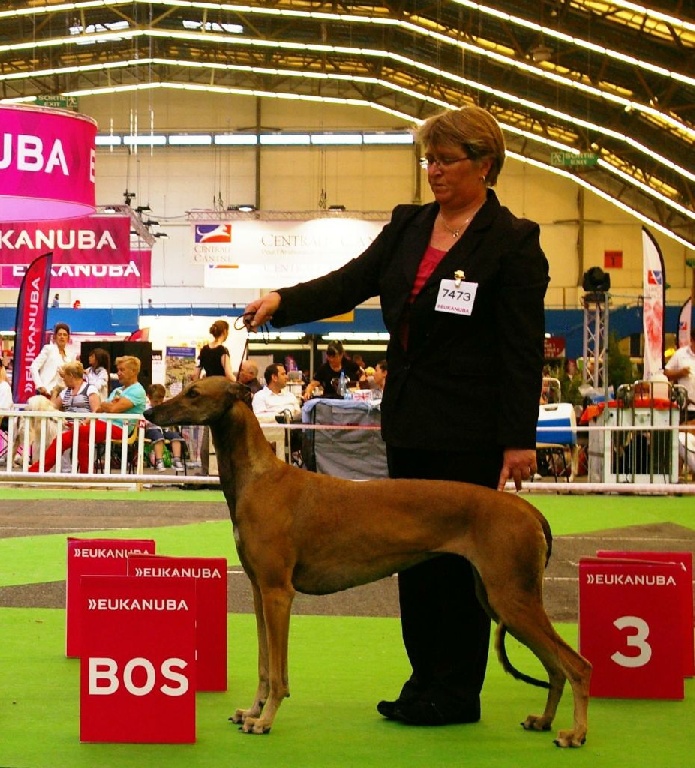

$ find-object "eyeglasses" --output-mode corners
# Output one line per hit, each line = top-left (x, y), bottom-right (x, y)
(419, 155), (470, 170)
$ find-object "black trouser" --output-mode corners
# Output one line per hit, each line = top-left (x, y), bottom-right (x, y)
(386, 445), (502, 705)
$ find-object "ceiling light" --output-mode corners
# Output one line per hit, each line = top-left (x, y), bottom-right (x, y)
(530, 44), (553, 63)
(260, 134), (311, 146)
(214, 134), (258, 145)
(168, 134), (212, 145)
(123, 134), (167, 146)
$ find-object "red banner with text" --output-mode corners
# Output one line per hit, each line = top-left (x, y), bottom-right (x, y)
(0, 216), (151, 289)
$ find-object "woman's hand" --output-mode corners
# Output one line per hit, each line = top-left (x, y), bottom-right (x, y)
(243, 291), (282, 330)
(497, 448), (537, 491)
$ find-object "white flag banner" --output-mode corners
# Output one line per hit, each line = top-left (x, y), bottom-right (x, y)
(678, 297), (692, 349)
(642, 227), (666, 379)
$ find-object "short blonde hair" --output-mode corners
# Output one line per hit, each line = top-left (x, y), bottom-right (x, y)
(59, 361), (85, 380)
(416, 105), (506, 186)
(115, 355), (141, 375)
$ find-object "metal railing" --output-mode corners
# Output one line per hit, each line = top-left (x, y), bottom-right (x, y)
(1, 408), (694, 492)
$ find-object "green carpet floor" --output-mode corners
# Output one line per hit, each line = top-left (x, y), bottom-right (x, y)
(0, 490), (693, 767)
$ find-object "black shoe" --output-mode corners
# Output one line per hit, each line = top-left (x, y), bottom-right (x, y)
(392, 697), (481, 726)
(376, 677), (423, 720)
(376, 699), (399, 720)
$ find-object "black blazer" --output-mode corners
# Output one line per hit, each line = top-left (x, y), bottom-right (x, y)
(273, 191), (549, 451)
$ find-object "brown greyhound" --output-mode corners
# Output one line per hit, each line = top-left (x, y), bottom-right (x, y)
(145, 377), (591, 746)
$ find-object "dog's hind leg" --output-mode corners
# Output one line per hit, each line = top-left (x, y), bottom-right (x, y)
(238, 584), (295, 734)
(496, 603), (591, 748)
(232, 583), (269, 727)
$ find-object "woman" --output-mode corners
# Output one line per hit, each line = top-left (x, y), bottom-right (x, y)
(51, 361), (100, 471)
(30, 323), (73, 397)
(193, 319), (236, 475)
(193, 320), (236, 381)
(52, 361), (100, 414)
(29, 356), (146, 474)
(303, 340), (363, 400)
(85, 347), (111, 401)
(0, 361), (12, 432)
(243, 106), (549, 726)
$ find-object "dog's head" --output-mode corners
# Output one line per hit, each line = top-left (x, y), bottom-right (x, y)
(144, 377), (252, 427)
(25, 395), (58, 413)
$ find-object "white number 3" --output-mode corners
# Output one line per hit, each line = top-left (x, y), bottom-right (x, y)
(611, 615), (652, 668)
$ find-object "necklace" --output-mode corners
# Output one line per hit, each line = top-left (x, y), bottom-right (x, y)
(438, 204), (482, 238)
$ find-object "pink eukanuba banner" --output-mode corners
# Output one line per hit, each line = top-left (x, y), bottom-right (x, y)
(0, 216), (151, 288)
(0, 104), (96, 222)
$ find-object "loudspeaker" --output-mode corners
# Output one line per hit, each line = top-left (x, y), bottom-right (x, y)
(80, 341), (152, 393)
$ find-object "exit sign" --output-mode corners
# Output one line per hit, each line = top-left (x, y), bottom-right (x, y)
(35, 95), (79, 111)
(550, 151), (599, 168)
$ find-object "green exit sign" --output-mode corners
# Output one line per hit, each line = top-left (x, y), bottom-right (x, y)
(550, 151), (599, 168)
(35, 95), (79, 111)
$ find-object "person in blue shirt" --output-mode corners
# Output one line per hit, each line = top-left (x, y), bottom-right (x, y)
(29, 355), (146, 474)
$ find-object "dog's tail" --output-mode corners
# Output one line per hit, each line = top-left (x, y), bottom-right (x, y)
(496, 624), (550, 689)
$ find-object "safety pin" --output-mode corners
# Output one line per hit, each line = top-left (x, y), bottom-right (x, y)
(454, 270), (465, 288)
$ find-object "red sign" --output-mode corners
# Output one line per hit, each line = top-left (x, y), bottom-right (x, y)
(543, 336), (566, 358)
(0, 216), (152, 289)
(579, 557), (684, 699)
(80, 575), (196, 743)
(604, 250), (623, 269)
(66, 537), (156, 658)
(597, 550), (694, 677)
(128, 555), (228, 691)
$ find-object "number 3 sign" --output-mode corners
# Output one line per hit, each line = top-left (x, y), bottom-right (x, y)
(579, 557), (685, 699)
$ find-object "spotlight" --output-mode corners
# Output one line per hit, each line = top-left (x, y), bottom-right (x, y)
(227, 204), (256, 212)
(582, 267), (611, 292)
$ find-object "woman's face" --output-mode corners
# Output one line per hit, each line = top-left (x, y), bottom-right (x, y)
(54, 328), (70, 349)
(326, 349), (343, 368)
(425, 142), (492, 208)
(63, 372), (80, 387)
(88, 352), (96, 366)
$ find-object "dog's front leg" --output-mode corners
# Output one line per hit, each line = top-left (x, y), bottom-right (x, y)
(239, 585), (294, 734)
(232, 583), (269, 727)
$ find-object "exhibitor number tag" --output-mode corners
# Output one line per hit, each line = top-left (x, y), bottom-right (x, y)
(435, 279), (478, 316)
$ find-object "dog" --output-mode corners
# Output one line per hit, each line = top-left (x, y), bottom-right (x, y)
(12, 394), (61, 466)
(145, 378), (591, 747)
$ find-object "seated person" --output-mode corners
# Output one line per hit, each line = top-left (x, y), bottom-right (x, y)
(253, 364), (300, 420)
(144, 384), (186, 472)
(52, 362), (100, 414)
(237, 360), (262, 395)
(302, 340), (363, 400)
(29, 355), (146, 474)
(253, 363), (301, 459)
(51, 361), (100, 471)
(372, 359), (387, 392)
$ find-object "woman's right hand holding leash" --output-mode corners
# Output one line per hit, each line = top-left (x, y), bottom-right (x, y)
(243, 291), (281, 331)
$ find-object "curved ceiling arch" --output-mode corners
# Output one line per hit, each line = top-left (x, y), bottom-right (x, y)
(2, 0), (693, 248)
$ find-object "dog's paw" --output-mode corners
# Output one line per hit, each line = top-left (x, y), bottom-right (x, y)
(240, 717), (271, 735)
(553, 729), (586, 748)
(521, 715), (552, 732)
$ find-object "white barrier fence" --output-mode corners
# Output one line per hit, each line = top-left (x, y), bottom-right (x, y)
(1, 408), (694, 493)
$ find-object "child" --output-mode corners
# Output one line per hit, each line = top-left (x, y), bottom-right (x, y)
(144, 384), (186, 472)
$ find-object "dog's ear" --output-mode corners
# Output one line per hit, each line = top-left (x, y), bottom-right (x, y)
(237, 383), (253, 408)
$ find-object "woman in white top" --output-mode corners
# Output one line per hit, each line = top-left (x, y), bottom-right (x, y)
(0, 361), (12, 431)
(31, 323), (73, 397)
(85, 347), (110, 401)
